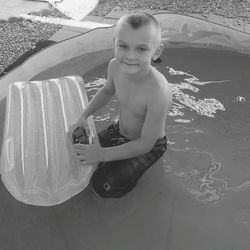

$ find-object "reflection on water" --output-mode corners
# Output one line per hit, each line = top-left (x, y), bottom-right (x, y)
(83, 47), (250, 206)
(168, 67), (226, 118)
(163, 146), (250, 204)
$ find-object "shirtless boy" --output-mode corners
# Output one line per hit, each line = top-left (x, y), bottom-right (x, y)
(69, 11), (172, 198)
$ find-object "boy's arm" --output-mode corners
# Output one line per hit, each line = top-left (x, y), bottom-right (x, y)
(68, 59), (115, 143)
(81, 59), (116, 119)
(100, 84), (172, 162)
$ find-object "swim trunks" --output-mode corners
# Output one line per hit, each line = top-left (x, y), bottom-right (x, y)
(90, 122), (168, 198)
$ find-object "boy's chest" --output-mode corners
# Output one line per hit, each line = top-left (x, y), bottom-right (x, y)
(115, 79), (149, 113)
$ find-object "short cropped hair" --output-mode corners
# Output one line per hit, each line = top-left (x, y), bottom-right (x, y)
(115, 11), (161, 45)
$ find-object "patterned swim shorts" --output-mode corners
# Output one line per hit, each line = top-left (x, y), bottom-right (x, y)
(90, 122), (168, 198)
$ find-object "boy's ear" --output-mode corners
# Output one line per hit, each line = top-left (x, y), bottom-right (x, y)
(152, 43), (164, 61)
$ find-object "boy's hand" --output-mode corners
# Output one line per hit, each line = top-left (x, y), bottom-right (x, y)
(67, 115), (90, 144)
(73, 140), (103, 164)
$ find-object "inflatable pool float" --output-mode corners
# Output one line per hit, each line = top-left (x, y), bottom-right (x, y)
(0, 75), (97, 206)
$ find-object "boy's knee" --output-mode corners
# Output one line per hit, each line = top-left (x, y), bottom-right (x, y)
(90, 162), (138, 198)
(91, 180), (126, 198)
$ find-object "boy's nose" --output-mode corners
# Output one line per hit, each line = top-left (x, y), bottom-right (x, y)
(125, 49), (136, 60)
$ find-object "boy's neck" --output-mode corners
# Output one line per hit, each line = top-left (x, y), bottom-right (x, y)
(124, 66), (152, 83)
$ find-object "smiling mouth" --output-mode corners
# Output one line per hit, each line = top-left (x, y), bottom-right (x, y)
(123, 62), (138, 66)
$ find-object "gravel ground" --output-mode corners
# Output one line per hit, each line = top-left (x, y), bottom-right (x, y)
(92, 0), (250, 19)
(0, 9), (66, 77)
(0, 18), (61, 76)
(0, 0), (250, 77)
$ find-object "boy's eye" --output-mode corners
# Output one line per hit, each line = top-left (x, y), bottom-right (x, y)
(138, 47), (148, 52)
(119, 44), (127, 48)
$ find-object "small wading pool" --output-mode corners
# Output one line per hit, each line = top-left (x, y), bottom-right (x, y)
(1, 13), (250, 250)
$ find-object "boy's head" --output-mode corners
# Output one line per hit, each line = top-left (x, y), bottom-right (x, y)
(115, 11), (162, 47)
(114, 12), (164, 75)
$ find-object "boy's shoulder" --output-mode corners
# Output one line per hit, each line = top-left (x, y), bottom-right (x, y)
(108, 58), (118, 68)
(150, 67), (172, 102)
(109, 57), (116, 65)
(151, 66), (170, 88)
(108, 58), (119, 75)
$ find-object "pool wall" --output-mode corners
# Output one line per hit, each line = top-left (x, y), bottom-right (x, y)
(1, 13), (250, 102)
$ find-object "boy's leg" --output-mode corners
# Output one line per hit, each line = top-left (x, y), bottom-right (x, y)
(91, 136), (168, 198)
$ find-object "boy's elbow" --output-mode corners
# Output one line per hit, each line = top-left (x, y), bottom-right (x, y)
(103, 85), (115, 97)
(138, 141), (154, 155)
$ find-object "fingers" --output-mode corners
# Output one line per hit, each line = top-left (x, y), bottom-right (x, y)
(74, 150), (93, 165)
(75, 154), (85, 161)
(73, 147), (86, 157)
(73, 147), (87, 163)
(74, 149), (84, 155)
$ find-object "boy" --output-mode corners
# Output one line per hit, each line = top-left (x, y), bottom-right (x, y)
(69, 11), (172, 198)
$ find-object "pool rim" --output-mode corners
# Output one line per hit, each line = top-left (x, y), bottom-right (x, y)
(1, 12), (250, 103)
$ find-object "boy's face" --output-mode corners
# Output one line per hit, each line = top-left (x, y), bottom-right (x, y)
(114, 22), (159, 76)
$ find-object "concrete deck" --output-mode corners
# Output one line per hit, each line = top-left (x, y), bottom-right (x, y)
(0, 0), (48, 20)
(1, 1), (250, 43)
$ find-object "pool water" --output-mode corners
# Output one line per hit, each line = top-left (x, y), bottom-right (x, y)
(82, 47), (250, 204)
(79, 47), (250, 249)
(1, 47), (250, 250)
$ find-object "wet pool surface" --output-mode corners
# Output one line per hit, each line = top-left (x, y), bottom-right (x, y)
(1, 47), (250, 250)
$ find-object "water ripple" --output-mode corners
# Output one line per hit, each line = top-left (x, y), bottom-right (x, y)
(170, 83), (225, 118)
(164, 147), (250, 204)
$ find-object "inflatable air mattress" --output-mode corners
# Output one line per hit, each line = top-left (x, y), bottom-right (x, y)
(0, 75), (97, 206)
